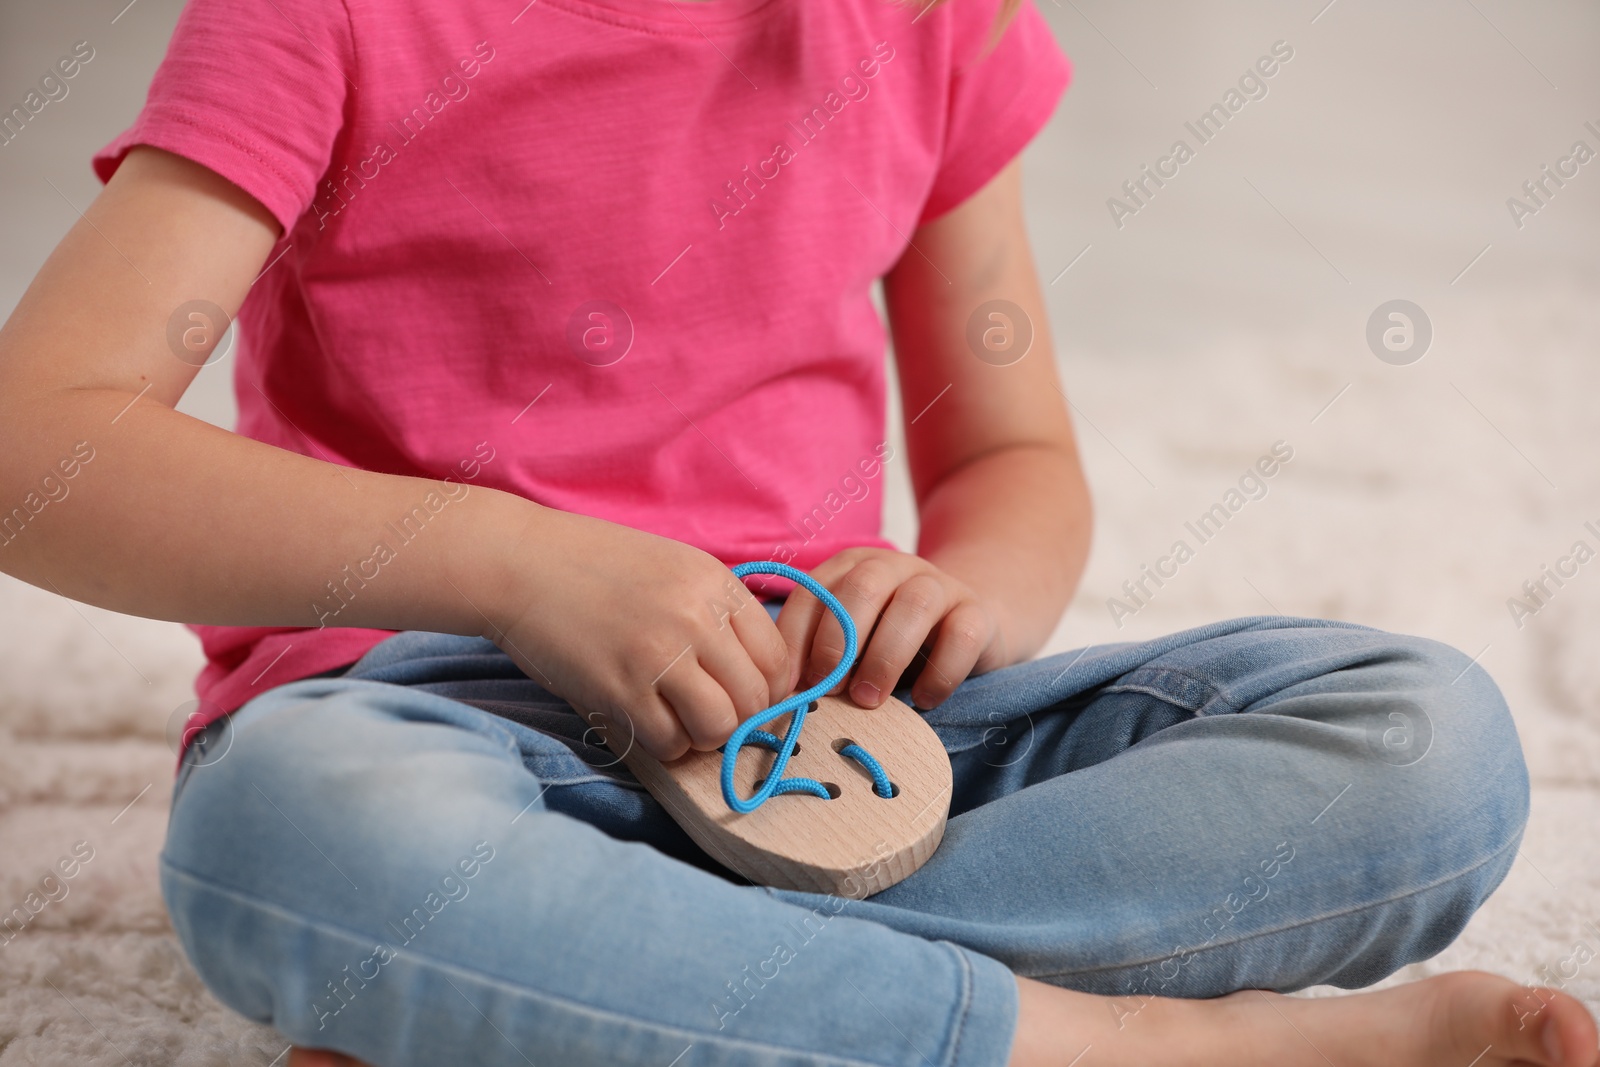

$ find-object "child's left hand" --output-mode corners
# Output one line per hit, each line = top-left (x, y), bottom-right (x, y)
(773, 547), (1006, 711)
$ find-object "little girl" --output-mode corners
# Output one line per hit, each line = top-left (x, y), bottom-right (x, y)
(1, 0), (1594, 1064)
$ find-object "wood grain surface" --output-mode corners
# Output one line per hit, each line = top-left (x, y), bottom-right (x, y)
(617, 694), (952, 897)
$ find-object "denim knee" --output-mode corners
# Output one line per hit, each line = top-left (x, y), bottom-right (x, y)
(159, 697), (323, 1025)
(1346, 630), (1529, 928)
(1209, 627), (1533, 990)
(1389, 632), (1528, 837)
(161, 684), (515, 1020)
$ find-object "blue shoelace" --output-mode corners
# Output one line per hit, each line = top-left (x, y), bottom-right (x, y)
(721, 562), (896, 813)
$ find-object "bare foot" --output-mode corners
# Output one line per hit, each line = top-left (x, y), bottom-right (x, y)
(285, 970), (1597, 1067)
(1009, 970), (1600, 1067)
(288, 1049), (372, 1067)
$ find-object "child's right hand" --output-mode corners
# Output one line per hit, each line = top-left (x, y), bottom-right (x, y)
(485, 506), (793, 763)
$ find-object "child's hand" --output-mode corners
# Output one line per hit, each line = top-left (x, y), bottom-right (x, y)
(774, 547), (1004, 711)
(487, 509), (792, 763)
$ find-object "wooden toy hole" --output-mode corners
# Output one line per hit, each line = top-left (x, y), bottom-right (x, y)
(831, 738), (901, 799)
(751, 776), (840, 799)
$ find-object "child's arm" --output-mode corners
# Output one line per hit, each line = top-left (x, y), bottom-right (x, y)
(778, 157), (1091, 711)
(0, 147), (789, 760)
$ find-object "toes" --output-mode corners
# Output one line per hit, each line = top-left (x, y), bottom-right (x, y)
(1499, 983), (1599, 1067)
(1535, 987), (1600, 1067)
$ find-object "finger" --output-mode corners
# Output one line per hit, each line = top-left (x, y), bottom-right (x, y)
(698, 621), (779, 724)
(910, 600), (992, 709)
(848, 573), (948, 708)
(656, 663), (741, 753)
(772, 553), (857, 691)
(576, 695), (690, 766)
(723, 579), (792, 706)
(807, 557), (906, 690)
(774, 579), (827, 693)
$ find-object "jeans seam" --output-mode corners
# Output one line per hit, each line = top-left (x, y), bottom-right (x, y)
(1099, 667), (1239, 717)
(1026, 820), (1524, 981)
(936, 672), (1228, 758)
(161, 855), (910, 1067)
(939, 943), (974, 1067)
(529, 771), (648, 791)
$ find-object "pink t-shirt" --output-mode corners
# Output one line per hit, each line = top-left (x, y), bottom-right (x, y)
(94, 0), (1070, 733)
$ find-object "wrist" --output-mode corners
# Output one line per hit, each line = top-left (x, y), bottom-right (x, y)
(446, 485), (552, 643)
(923, 543), (1046, 667)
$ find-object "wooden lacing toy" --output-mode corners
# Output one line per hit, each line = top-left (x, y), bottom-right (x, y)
(614, 562), (952, 898)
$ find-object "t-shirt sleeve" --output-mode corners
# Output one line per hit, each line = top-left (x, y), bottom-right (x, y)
(92, 0), (354, 234)
(917, 0), (1071, 225)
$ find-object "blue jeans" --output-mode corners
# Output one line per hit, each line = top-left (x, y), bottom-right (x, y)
(161, 611), (1528, 1067)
